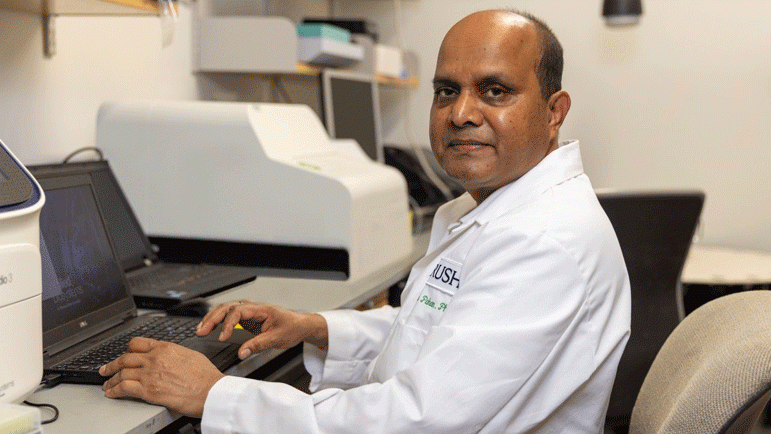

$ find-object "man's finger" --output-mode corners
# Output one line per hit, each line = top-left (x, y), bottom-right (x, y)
(101, 365), (142, 391)
(218, 307), (245, 341)
(126, 336), (159, 352)
(99, 351), (147, 377)
(238, 329), (286, 358)
(103, 378), (144, 400)
(237, 334), (270, 359)
(197, 303), (238, 336)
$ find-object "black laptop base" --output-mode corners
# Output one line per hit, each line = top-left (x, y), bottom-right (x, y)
(44, 316), (241, 385)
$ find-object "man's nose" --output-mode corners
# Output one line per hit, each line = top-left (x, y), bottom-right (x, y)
(450, 91), (483, 128)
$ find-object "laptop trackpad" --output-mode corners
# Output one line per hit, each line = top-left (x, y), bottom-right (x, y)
(181, 337), (239, 371)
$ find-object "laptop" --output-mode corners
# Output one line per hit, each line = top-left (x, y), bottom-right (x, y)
(29, 160), (257, 310)
(38, 172), (246, 384)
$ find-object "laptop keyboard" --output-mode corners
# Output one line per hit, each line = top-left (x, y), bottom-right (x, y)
(52, 316), (199, 371)
(127, 263), (224, 290)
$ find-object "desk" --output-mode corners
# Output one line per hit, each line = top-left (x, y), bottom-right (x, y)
(681, 244), (771, 314)
(28, 232), (430, 434)
(682, 244), (771, 287)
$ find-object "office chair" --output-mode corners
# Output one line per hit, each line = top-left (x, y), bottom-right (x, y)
(597, 190), (705, 431)
(630, 290), (771, 433)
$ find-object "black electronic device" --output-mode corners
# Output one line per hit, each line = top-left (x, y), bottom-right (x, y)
(29, 160), (257, 310)
(165, 298), (211, 317)
(384, 145), (465, 206)
(36, 171), (246, 384)
(384, 146), (447, 208)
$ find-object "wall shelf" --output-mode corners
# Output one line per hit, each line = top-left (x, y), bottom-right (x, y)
(0, 0), (167, 57)
(197, 17), (418, 89)
(295, 63), (418, 88)
(0, 0), (163, 15)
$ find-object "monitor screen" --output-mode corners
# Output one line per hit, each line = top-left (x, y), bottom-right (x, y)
(319, 70), (383, 162)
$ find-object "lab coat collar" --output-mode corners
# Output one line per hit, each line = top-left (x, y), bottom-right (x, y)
(451, 140), (584, 230)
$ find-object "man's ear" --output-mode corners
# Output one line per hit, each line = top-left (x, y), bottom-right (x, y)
(547, 90), (571, 130)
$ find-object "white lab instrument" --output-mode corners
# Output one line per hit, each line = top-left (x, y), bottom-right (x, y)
(96, 101), (412, 281)
(0, 139), (44, 404)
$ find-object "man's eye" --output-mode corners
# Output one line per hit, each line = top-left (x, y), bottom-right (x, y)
(434, 88), (455, 98)
(484, 86), (507, 97)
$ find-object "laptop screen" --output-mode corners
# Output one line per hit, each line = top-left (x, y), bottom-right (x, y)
(29, 160), (155, 272)
(37, 173), (136, 350)
(87, 163), (155, 270)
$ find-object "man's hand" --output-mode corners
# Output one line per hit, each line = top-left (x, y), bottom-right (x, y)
(99, 337), (225, 418)
(196, 302), (328, 359)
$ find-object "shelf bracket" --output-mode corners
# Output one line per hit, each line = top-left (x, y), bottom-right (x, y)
(42, 13), (56, 58)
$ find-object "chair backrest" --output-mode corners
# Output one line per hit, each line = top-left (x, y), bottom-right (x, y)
(630, 291), (771, 433)
(597, 190), (705, 426)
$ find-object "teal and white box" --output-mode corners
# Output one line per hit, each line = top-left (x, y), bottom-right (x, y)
(296, 23), (350, 42)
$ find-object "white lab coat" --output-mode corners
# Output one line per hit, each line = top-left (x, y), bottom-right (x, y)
(201, 140), (631, 434)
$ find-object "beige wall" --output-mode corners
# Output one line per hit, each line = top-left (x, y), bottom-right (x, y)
(0, 5), (200, 164)
(1, 0), (769, 251)
(340, 0), (771, 252)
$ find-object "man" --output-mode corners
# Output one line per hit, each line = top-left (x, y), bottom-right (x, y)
(101, 9), (630, 433)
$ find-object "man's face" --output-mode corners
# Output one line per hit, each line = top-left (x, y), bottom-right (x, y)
(430, 12), (558, 203)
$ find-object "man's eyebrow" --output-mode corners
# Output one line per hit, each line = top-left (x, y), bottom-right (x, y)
(477, 75), (510, 86)
(432, 75), (513, 88)
(432, 77), (458, 87)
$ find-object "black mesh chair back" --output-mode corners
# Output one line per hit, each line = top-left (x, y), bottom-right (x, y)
(598, 190), (705, 429)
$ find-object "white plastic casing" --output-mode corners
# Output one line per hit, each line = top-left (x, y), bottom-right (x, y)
(96, 101), (412, 282)
(0, 144), (44, 404)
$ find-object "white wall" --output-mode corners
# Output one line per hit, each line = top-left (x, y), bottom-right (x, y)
(339, 0), (771, 252)
(1, 0), (769, 251)
(0, 4), (200, 164)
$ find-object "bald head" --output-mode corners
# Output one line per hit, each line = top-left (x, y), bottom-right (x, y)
(440, 11), (539, 69)
(439, 10), (564, 101)
(444, 10), (534, 42)
(445, 9), (534, 35)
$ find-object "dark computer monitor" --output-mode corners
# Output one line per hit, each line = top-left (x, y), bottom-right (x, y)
(319, 70), (384, 163)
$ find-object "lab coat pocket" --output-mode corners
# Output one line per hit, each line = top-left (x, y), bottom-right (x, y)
(369, 282), (458, 380)
(367, 257), (463, 381)
(368, 318), (431, 380)
(407, 284), (454, 332)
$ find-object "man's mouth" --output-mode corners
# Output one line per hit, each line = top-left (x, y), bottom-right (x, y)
(447, 140), (492, 152)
